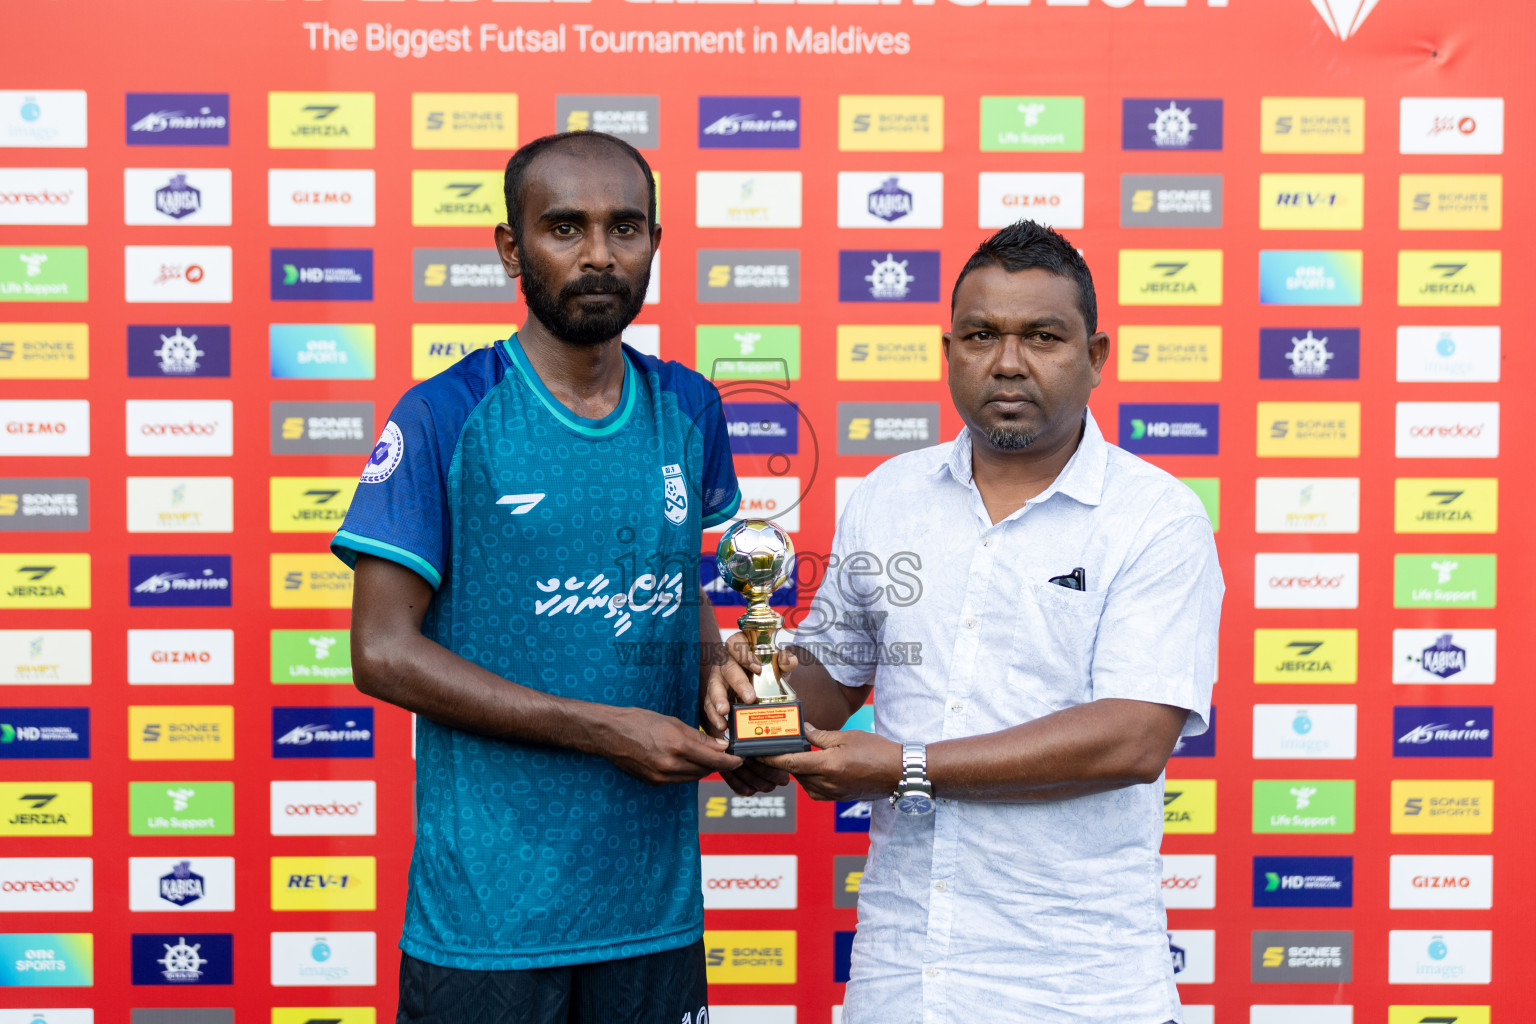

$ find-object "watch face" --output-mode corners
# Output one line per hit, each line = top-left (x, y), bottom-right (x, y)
(895, 792), (934, 816)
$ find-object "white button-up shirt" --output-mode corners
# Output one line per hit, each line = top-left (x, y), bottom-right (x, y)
(794, 410), (1223, 1024)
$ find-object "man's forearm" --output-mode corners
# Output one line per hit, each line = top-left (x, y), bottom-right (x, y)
(926, 698), (1188, 802)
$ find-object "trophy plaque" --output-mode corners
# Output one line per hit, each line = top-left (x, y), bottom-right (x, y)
(715, 519), (812, 757)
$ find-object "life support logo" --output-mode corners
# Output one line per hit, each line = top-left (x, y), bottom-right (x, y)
(359, 421), (403, 484)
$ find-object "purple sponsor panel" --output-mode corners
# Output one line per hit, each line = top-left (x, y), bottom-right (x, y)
(126, 93), (230, 146)
(1118, 403), (1220, 455)
(128, 325), (231, 378)
(837, 250), (941, 303)
(128, 555), (232, 608)
(1122, 98), (1223, 151)
(698, 96), (800, 149)
(723, 401), (799, 455)
(1259, 327), (1360, 380)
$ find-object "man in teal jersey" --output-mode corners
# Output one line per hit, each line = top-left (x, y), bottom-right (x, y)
(334, 131), (773, 1024)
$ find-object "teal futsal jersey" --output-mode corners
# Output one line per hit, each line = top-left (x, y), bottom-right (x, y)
(331, 334), (740, 970)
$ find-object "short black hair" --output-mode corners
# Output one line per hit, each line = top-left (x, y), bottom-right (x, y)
(502, 131), (657, 244)
(950, 220), (1098, 335)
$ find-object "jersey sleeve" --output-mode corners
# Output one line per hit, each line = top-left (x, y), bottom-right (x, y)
(694, 377), (741, 529)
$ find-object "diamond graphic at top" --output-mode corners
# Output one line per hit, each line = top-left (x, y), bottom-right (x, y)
(1310, 0), (1382, 39)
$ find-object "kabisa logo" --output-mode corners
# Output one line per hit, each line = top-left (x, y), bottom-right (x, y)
(131, 932), (233, 985)
(699, 97), (800, 149)
(836, 171), (942, 228)
(157, 861), (206, 907)
(154, 175), (201, 220)
(1118, 403), (1219, 455)
(1253, 855), (1353, 908)
(272, 707), (375, 759)
(0, 707), (89, 759)
(838, 250), (940, 303)
(129, 555), (232, 608)
(1310, 0), (1382, 40)
(1122, 99), (1222, 151)
(1259, 328), (1360, 380)
(1402, 632), (1472, 680)
(1393, 706), (1492, 757)
(1117, 250), (1223, 306)
(128, 325), (230, 378)
(359, 420), (404, 484)
(271, 248), (373, 302)
(868, 177), (912, 222)
(126, 94), (230, 146)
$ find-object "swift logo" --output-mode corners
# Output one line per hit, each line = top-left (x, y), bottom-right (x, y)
(1309, 0), (1381, 40)
(496, 493), (545, 515)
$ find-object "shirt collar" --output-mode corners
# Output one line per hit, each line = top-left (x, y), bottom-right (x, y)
(932, 407), (1108, 508)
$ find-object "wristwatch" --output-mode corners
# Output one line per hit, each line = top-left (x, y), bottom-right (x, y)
(889, 743), (935, 816)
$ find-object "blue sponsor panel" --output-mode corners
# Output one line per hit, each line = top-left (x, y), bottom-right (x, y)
(130, 933), (234, 985)
(837, 250), (941, 303)
(270, 248), (373, 302)
(1170, 706), (1215, 757)
(269, 324), (376, 380)
(698, 96), (800, 149)
(1259, 328), (1360, 380)
(128, 555), (232, 608)
(0, 707), (89, 759)
(1253, 856), (1353, 908)
(127, 325), (231, 378)
(126, 93), (230, 146)
(834, 800), (871, 833)
(1258, 250), (1363, 306)
(1122, 99), (1223, 151)
(700, 555), (796, 608)
(272, 706), (375, 758)
(723, 401), (799, 455)
(834, 930), (855, 983)
(1117, 403), (1219, 455)
(1393, 705), (1493, 757)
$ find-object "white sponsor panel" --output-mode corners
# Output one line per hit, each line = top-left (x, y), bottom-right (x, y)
(123, 168), (232, 226)
(0, 90), (88, 148)
(0, 858), (93, 912)
(978, 172), (1085, 230)
(1397, 326), (1500, 383)
(1400, 97), (1504, 155)
(706, 476), (801, 534)
(269, 169), (376, 227)
(710, 1010), (796, 1024)
(622, 323), (660, 357)
(834, 476), (865, 524)
(696, 171), (802, 228)
(1387, 929), (1491, 984)
(0, 168), (88, 225)
(1389, 854), (1492, 909)
(125, 399), (233, 457)
(1160, 854), (1216, 909)
(1254, 553), (1359, 609)
(127, 629), (235, 685)
(1392, 628), (1495, 684)
(1183, 1009), (1214, 1024)
(271, 930), (377, 986)
(644, 251), (659, 305)
(1254, 477), (1360, 534)
(128, 856), (236, 911)
(0, 630), (91, 685)
(1251, 1009), (1351, 1024)
(125, 476), (235, 533)
(1396, 401), (1499, 458)
(1168, 929), (1214, 985)
(1252, 704), (1357, 760)
(123, 244), (233, 303)
(271, 780), (378, 836)
(702, 855), (798, 910)
(0, 399), (90, 456)
(836, 171), (944, 229)
(0, 1012), (93, 1024)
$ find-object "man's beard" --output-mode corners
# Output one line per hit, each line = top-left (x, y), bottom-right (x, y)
(985, 427), (1038, 450)
(520, 257), (650, 347)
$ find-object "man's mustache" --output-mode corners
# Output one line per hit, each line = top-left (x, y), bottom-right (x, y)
(560, 274), (630, 299)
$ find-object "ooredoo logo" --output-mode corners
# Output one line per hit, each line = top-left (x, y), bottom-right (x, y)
(1254, 554), (1358, 609)
(0, 169), (88, 226)
(0, 856), (93, 911)
(1160, 854), (1215, 909)
(125, 400), (232, 457)
(285, 801), (363, 816)
(1396, 402), (1499, 458)
(707, 874), (782, 890)
(1268, 574), (1345, 588)
(270, 780), (376, 836)
(701, 855), (797, 910)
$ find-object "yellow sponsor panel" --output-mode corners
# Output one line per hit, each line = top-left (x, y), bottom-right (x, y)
(0, 322), (88, 379)
(1398, 250), (1501, 307)
(838, 95), (944, 152)
(0, 553), (90, 609)
(268, 91), (376, 149)
(273, 1011), (376, 1024)
(271, 856), (377, 911)
(835, 325), (941, 381)
(1162, 779), (1215, 834)
(1253, 629), (1358, 684)
(412, 92), (518, 150)
(1394, 478), (1497, 534)
(1390, 779), (1493, 835)
(1117, 250), (1223, 306)
(411, 170), (503, 227)
(1399, 174), (1502, 230)
(1388, 1009), (1489, 1024)
(1259, 97), (1365, 154)
(270, 476), (358, 534)
(1259, 173), (1364, 230)
(1256, 402), (1360, 458)
(704, 930), (796, 984)
(0, 781), (91, 836)
(411, 324), (509, 380)
(128, 705), (235, 762)
(1116, 326), (1221, 382)
(271, 553), (354, 609)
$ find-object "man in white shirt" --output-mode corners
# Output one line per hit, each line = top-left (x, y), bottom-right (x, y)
(703, 219), (1224, 1024)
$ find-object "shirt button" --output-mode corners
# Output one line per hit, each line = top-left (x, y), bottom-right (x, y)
(982, 537), (994, 548)
(964, 617), (976, 629)
(924, 966), (940, 978)
(948, 701), (964, 713)
(934, 880), (948, 892)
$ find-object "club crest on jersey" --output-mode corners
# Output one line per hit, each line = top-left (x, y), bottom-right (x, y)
(662, 463), (688, 525)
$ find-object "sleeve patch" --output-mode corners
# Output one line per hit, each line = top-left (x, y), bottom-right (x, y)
(359, 420), (405, 484)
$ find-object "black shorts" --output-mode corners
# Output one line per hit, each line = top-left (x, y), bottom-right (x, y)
(396, 941), (710, 1024)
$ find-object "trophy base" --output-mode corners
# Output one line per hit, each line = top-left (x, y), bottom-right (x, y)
(727, 700), (811, 757)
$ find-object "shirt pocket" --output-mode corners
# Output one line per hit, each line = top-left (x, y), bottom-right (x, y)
(1004, 578), (1106, 715)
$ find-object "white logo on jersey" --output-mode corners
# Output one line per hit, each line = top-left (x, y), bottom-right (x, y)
(497, 493), (546, 515)
(360, 421), (404, 484)
(534, 571), (684, 638)
(662, 463), (688, 525)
